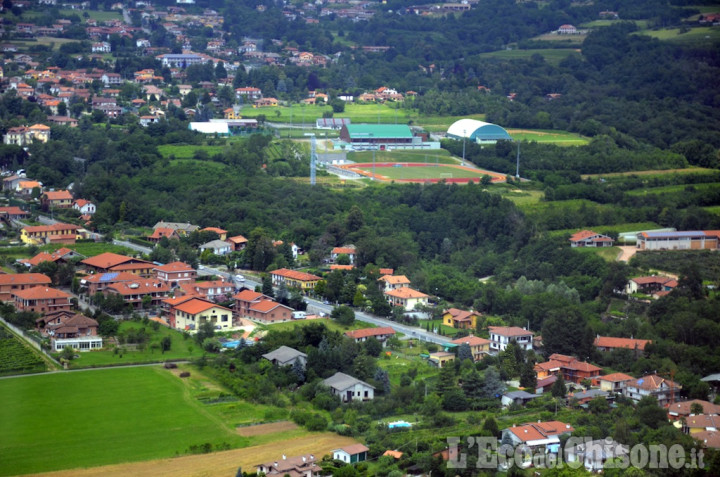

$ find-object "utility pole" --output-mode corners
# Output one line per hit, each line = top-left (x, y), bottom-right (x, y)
(304, 133), (317, 186)
(516, 141), (521, 178)
(462, 129), (466, 165)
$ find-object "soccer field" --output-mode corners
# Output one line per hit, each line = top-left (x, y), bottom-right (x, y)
(0, 367), (288, 475)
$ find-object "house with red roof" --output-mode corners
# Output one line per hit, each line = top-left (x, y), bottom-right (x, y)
(147, 227), (180, 243)
(80, 271), (140, 295)
(345, 326), (396, 346)
(177, 279), (234, 302)
(594, 336), (651, 356)
(80, 252), (155, 277)
(72, 199), (96, 215)
(534, 353), (602, 384)
(624, 276), (675, 295)
(668, 399), (720, 421)
(21, 223), (79, 245)
(226, 235), (248, 251)
(501, 421), (574, 450)
(569, 230), (614, 248)
(41, 190), (73, 209)
(153, 261), (196, 287)
(0, 273), (52, 302)
(40, 313), (102, 351)
(270, 268), (321, 291)
(597, 373), (635, 393)
(450, 335), (491, 361)
(168, 296), (233, 331)
(104, 279), (170, 309)
(19, 247), (81, 268)
(201, 226), (227, 240)
(442, 308), (481, 330)
(378, 274), (411, 292)
(488, 326), (534, 352)
(233, 289), (292, 323)
(13, 286), (72, 314)
(331, 245), (356, 264)
(0, 206), (29, 220)
(384, 287), (428, 311)
(623, 374), (681, 406)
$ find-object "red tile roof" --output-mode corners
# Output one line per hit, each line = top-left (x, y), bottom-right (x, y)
(106, 280), (170, 295)
(594, 336), (651, 351)
(250, 299), (287, 313)
(154, 261), (194, 272)
(234, 289), (265, 301)
(0, 273), (52, 286)
(379, 275), (410, 285)
(444, 308), (480, 322)
(627, 374), (680, 391)
(23, 223), (79, 234)
(384, 287), (428, 299)
(201, 226), (227, 234)
(598, 372), (635, 383)
(693, 430), (720, 449)
(450, 335), (490, 347)
(345, 327), (396, 340)
(332, 247), (356, 255)
(330, 264), (354, 270)
(174, 298), (229, 315)
(337, 444), (370, 455)
(81, 252), (136, 269)
(271, 268), (321, 282)
(227, 235), (248, 244)
(489, 326), (533, 338)
(44, 190), (72, 201)
(668, 400), (720, 417)
(569, 230), (599, 241)
(14, 286), (71, 300)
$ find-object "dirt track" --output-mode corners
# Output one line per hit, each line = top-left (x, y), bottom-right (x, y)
(28, 433), (358, 477)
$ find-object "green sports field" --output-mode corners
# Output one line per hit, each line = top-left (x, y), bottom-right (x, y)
(372, 164), (485, 180)
(0, 367), (294, 475)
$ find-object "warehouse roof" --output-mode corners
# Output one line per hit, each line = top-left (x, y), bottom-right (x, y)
(345, 124), (413, 139)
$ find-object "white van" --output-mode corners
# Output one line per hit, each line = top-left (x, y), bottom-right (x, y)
(292, 311), (307, 320)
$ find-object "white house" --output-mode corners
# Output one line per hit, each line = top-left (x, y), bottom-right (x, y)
(488, 326), (534, 353)
(501, 421), (574, 451)
(623, 374), (681, 406)
(566, 439), (629, 472)
(72, 199), (96, 215)
(91, 42), (111, 53)
(333, 444), (369, 464)
(323, 372), (374, 402)
(199, 239), (232, 255)
(384, 287), (428, 311)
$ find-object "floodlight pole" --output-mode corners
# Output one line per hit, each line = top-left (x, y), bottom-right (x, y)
(371, 133), (376, 181)
(516, 140), (520, 179)
(304, 133), (317, 186)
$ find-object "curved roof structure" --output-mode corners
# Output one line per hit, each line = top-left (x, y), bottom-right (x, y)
(447, 119), (512, 142)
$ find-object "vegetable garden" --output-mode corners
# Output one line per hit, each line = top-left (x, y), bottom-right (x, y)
(0, 326), (46, 376)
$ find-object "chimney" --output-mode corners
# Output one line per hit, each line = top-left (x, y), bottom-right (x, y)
(274, 462), (278, 467)
(282, 454), (286, 460)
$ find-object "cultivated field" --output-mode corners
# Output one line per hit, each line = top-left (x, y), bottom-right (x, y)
(31, 433), (359, 477)
(0, 325), (46, 376)
(581, 167), (716, 179)
(0, 366), (299, 475)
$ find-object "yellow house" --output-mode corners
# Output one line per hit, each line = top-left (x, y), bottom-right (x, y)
(271, 268), (321, 291)
(21, 223), (79, 245)
(443, 308), (481, 329)
(201, 227), (228, 241)
(450, 335), (491, 361)
(429, 351), (455, 368)
(224, 107), (242, 120)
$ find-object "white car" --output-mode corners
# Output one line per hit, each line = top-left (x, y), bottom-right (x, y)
(234, 274), (245, 282)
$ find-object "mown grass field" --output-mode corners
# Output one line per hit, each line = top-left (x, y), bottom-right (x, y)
(60, 8), (122, 21)
(507, 129), (589, 146)
(10, 37), (82, 51)
(260, 318), (375, 335)
(479, 48), (580, 65)
(348, 149), (457, 164)
(637, 26), (720, 44)
(63, 321), (205, 369)
(574, 246), (622, 262)
(0, 366), (283, 475)
(360, 164), (490, 181)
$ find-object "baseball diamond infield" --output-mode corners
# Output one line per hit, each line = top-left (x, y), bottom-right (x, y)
(339, 162), (507, 183)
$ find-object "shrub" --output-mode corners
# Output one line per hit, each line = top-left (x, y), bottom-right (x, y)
(179, 371), (190, 378)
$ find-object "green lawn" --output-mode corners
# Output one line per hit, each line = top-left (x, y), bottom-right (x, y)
(348, 149), (456, 164)
(479, 48), (581, 65)
(507, 129), (589, 146)
(574, 246), (622, 262)
(157, 144), (228, 159)
(361, 164), (489, 181)
(703, 205), (720, 214)
(60, 8), (122, 21)
(497, 188), (544, 208)
(63, 321), (205, 369)
(0, 366), (264, 475)
(581, 167), (716, 179)
(260, 318), (375, 334)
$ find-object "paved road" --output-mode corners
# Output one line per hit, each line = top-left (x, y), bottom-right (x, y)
(198, 265), (450, 344)
(113, 239), (152, 255)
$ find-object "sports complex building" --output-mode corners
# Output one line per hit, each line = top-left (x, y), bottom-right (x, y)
(446, 119), (512, 144)
(337, 124), (440, 151)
